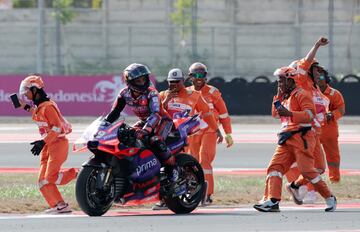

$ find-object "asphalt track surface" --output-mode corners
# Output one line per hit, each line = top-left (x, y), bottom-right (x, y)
(1, 206), (360, 232)
(1, 123), (360, 169)
(0, 122), (360, 231)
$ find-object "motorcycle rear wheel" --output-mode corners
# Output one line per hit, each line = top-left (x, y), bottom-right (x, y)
(164, 153), (205, 214)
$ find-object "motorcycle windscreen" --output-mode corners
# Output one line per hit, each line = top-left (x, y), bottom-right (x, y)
(73, 116), (104, 152)
(72, 115), (125, 152)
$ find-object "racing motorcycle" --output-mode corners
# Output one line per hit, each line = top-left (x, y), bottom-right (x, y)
(73, 111), (205, 216)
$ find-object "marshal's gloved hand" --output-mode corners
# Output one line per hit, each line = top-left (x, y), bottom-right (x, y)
(30, 140), (45, 156)
(225, 134), (234, 148)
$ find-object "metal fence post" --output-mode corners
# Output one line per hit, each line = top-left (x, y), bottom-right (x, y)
(55, 6), (62, 74)
(328, 0), (334, 74)
(294, 0), (303, 59)
(166, 0), (174, 66)
(128, 26), (132, 60)
(102, 0), (109, 60)
(36, 0), (44, 73)
(230, 0), (237, 75)
(210, 27), (215, 76)
(191, 0), (198, 60)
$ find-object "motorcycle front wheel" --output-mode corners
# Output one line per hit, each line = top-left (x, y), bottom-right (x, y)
(76, 166), (115, 216)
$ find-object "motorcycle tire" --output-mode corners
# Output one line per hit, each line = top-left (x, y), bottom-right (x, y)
(76, 166), (114, 216)
(164, 153), (205, 214)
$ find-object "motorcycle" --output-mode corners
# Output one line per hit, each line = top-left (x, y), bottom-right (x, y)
(73, 111), (205, 216)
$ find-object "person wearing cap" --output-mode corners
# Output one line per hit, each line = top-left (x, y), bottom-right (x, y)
(187, 62), (233, 205)
(160, 68), (220, 134)
(16, 74), (76, 214)
(153, 68), (221, 210)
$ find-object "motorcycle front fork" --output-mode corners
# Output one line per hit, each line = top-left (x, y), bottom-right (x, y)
(96, 167), (112, 190)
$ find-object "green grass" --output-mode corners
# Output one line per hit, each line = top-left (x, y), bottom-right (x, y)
(214, 175), (360, 205)
(0, 174), (77, 213)
(0, 173), (359, 213)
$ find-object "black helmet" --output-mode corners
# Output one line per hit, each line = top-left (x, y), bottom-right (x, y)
(123, 63), (151, 93)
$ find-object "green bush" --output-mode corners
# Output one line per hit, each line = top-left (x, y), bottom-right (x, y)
(13, 0), (36, 8)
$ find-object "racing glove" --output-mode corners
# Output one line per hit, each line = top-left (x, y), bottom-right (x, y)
(30, 140), (45, 156)
(135, 129), (150, 140)
(225, 134), (234, 148)
(326, 112), (334, 121)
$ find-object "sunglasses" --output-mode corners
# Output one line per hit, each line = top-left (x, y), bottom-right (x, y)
(319, 75), (325, 80)
(168, 80), (181, 84)
(191, 73), (206, 79)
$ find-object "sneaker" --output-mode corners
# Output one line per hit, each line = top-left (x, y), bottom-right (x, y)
(298, 185), (308, 199)
(253, 199), (280, 212)
(286, 183), (304, 205)
(325, 196), (337, 212)
(44, 203), (72, 214)
(303, 190), (317, 204)
(152, 201), (168, 210)
(258, 196), (266, 204)
(201, 195), (213, 206)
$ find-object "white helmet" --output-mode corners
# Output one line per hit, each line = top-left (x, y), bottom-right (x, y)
(167, 68), (184, 81)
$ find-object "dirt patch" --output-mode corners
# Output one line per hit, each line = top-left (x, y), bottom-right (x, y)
(0, 173), (359, 214)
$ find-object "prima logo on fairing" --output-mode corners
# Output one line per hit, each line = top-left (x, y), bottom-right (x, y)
(136, 158), (158, 176)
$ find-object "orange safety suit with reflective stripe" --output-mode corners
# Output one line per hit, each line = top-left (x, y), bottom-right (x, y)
(285, 59), (329, 191)
(32, 100), (76, 208)
(187, 85), (232, 196)
(159, 87), (218, 131)
(320, 85), (345, 183)
(263, 87), (331, 201)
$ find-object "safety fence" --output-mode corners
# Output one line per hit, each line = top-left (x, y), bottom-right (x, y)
(1, 74), (359, 116)
(156, 74), (360, 115)
(1, 0), (360, 77)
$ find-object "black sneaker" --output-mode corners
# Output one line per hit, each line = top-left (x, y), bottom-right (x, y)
(253, 200), (280, 212)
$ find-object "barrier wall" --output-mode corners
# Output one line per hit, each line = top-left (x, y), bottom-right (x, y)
(1, 75), (358, 116)
(0, 75), (125, 116)
(157, 75), (360, 115)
